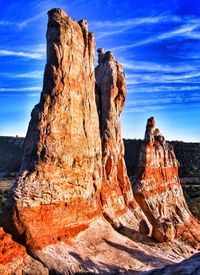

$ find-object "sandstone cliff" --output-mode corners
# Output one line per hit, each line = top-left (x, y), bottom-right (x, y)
(1, 8), (200, 275)
(135, 117), (200, 248)
(95, 48), (150, 233)
(9, 8), (102, 252)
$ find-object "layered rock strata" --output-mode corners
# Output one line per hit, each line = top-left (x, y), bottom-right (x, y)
(95, 49), (150, 232)
(3, 8), (150, 271)
(1, 7), (200, 274)
(135, 117), (200, 248)
(8, 8), (102, 252)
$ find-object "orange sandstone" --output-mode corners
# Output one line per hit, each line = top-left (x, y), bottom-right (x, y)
(135, 117), (200, 248)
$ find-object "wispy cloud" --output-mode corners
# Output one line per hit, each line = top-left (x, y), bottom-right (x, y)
(91, 15), (181, 28)
(94, 15), (182, 39)
(126, 95), (200, 107)
(18, 12), (45, 28)
(112, 19), (200, 51)
(0, 86), (41, 92)
(96, 27), (131, 39)
(125, 70), (200, 85)
(127, 84), (200, 93)
(0, 71), (43, 79)
(122, 60), (200, 74)
(27, 93), (40, 97)
(125, 94), (200, 113)
(0, 50), (44, 59)
(126, 74), (200, 85)
(0, 20), (15, 26)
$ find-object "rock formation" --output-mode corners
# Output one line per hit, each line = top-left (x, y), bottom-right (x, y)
(135, 117), (200, 248)
(0, 227), (48, 274)
(3, 8), (149, 272)
(95, 48), (150, 232)
(1, 7), (200, 274)
(7, 8), (102, 252)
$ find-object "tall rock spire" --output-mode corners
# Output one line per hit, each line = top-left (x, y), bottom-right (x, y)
(135, 117), (200, 248)
(95, 49), (150, 232)
(1, 8), (199, 274)
(9, 8), (102, 252)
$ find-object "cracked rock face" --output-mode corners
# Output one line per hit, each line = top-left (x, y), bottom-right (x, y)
(9, 8), (102, 252)
(2, 8), (200, 274)
(135, 117), (200, 248)
(95, 49), (150, 233)
(0, 227), (48, 274)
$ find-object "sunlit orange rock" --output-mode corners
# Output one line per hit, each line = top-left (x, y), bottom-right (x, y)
(95, 49), (150, 233)
(7, 8), (102, 252)
(2, 8), (151, 271)
(2, 8), (199, 274)
(135, 117), (200, 248)
(0, 227), (48, 274)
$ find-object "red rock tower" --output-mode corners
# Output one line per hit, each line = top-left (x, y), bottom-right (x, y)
(95, 49), (150, 232)
(135, 117), (200, 248)
(10, 8), (102, 252)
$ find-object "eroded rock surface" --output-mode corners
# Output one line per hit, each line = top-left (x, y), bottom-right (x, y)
(8, 8), (102, 252)
(95, 49), (150, 234)
(135, 117), (200, 248)
(1, 8), (199, 275)
(0, 227), (48, 275)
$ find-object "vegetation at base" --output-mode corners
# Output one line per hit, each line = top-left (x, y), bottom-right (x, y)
(0, 190), (9, 213)
(187, 197), (200, 219)
(0, 136), (23, 176)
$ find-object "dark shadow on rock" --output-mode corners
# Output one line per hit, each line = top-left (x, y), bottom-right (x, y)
(68, 236), (174, 274)
(117, 225), (157, 246)
(103, 239), (173, 268)
(69, 251), (145, 274)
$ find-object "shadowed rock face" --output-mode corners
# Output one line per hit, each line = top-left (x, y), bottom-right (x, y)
(147, 252), (200, 274)
(95, 49), (150, 232)
(9, 8), (102, 252)
(135, 117), (200, 248)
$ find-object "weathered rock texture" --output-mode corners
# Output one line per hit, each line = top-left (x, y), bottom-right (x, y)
(8, 8), (102, 252)
(2, 8), (200, 275)
(135, 117), (200, 248)
(0, 227), (48, 274)
(95, 49), (150, 232)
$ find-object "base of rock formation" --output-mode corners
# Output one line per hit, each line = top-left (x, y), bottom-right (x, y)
(1, 8), (200, 275)
(0, 227), (48, 275)
(135, 117), (200, 249)
(29, 218), (195, 274)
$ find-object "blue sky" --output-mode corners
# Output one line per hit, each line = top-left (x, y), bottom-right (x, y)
(0, 0), (200, 141)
